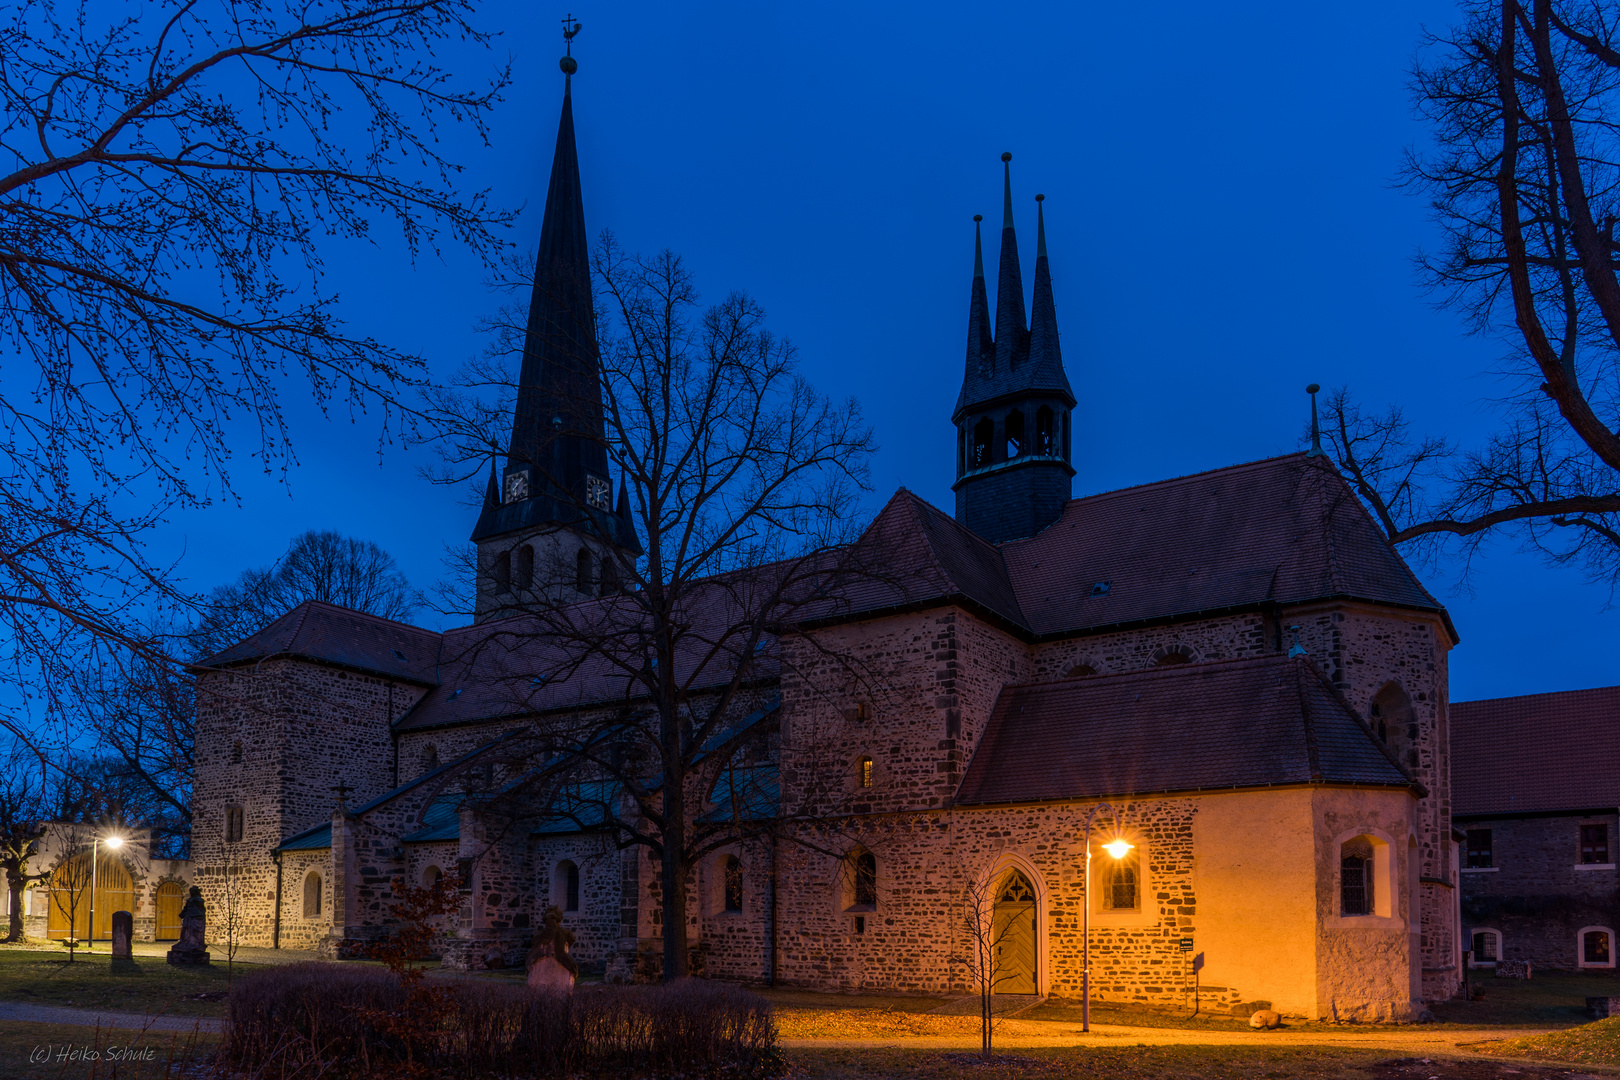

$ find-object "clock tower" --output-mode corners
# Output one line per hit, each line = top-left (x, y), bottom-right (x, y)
(470, 49), (640, 622)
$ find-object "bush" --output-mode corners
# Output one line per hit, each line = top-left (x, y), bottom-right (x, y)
(225, 962), (783, 1079)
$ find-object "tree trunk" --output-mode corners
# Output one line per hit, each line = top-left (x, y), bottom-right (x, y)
(4, 865), (23, 942)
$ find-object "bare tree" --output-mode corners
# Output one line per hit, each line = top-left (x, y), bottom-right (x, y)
(191, 530), (424, 658)
(45, 822), (94, 962)
(1328, 0), (1620, 587)
(955, 869), (1022, 1061)
(0, 0), (510, 743)
(0, 742), (47, 942)
(428, 237), (876, 980)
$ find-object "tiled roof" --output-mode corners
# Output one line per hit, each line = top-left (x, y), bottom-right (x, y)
(200, 600), (442, 684)
(1452, 685), (1620, 817)
(1000, 454), (1448, 637)
(955, 655), (1412, 806)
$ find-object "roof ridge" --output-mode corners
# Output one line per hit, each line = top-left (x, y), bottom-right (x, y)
(292, 599), (439, 636)
(1455, 683), (1620, 708)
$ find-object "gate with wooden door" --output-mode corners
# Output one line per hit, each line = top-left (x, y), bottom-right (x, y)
(155, 881), (184, 940)
(991, 870), (1037, 994)
(46, 850), (134, 942)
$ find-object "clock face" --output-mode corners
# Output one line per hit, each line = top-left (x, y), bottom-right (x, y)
(504, 471), (529, 504)
(586, 475), (611, 510)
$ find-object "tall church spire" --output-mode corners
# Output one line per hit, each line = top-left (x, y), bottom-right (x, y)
(993, 153), (1028, 374)
(472, 33), (640, 564)
(1027, 193), (1072, 401)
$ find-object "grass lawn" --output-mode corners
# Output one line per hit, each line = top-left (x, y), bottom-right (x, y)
(0, 945), (241, 1018)
(784, 1046), (1599, 1079)
(1469, 1015), (1620, 1068)
(0, 1019), (216, 1078)
(1431, 968), (1620, 1029)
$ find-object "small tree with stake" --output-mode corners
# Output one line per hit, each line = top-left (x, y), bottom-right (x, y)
(45, 824), (94, 962)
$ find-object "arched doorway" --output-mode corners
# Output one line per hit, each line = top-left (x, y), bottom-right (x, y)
(47, 850), (134, 942)
(992, 870), (1037, 994)
(155, 881), (184, 941)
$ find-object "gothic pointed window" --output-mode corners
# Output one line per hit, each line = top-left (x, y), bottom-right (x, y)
(845, 849), (877, 910)
(1005, 410), (1025, 459)
(1102, 852), (1139, 911)
(1036, 407), (1055, 455)
(1341, 841), (1373, 916)
(303, 872), (322, 918)
(723, 855), (743, 912)
(225, 806), (244, 844)
(556, 860), (580, 912)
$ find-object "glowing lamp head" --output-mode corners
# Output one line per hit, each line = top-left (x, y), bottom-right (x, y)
(1101, 838), (1133, 860)
(103, 835), (123, 850)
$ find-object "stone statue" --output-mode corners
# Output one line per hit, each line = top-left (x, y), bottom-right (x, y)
(525, 905), (578, 992)
(166, 886), (211, 966)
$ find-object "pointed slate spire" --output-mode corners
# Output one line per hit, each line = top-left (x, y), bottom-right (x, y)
(1027, 193), (1073, 401)
(614, 477), (643, 555)
(954, 216), (995, 418)
(993, 152), (1028, 374)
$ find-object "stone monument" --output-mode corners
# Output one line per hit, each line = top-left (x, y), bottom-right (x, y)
(525, 905), (578, 992)
(166, 886), (211, 966)
(110, 910), (137, 971)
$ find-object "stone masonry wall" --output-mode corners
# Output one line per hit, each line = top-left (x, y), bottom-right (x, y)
(1461, 813), (1620, 970)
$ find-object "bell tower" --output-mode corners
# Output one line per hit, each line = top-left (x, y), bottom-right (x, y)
(470, 28), (640, 621)
(952, 153), (1076, 543)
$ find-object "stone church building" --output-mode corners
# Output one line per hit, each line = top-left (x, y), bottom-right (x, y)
(192, 58), (1463, 1021)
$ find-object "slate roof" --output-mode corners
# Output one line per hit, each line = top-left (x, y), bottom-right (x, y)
(1452, 685), (1620, 817)
(200, 600), (441, 684)
(955, 654), (1413, 806)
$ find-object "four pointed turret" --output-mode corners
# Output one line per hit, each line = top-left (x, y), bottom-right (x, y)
(952, 154), (1077, 544)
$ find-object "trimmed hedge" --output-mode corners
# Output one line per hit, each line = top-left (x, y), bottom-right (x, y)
(226, 963), (782, 1078)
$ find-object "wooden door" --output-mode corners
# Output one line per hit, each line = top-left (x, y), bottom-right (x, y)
(991, 871), (1037, 995)
(47, 851), (133, 941)
(155, 882), (184, 941)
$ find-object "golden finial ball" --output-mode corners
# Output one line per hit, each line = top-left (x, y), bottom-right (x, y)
(560, 56), (577, 75)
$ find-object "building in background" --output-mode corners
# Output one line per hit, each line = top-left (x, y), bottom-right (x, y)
(1453, 685), (1620, 973)
(23, 823), (191, 944)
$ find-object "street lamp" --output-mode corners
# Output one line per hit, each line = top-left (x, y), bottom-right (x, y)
(1081, 803), (1133, 1033)
(86, 832), (123, 951)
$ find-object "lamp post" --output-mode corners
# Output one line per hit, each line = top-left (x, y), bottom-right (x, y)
(86, 833), (123, 950)
(1080, 803), (1132, 1033)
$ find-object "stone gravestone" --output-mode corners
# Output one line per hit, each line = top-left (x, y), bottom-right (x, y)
(110, 910), (137, 972)
(525, 905), (578, 993)
(166, 886), (211, 966)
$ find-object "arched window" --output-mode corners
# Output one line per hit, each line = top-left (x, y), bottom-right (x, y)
(848, 854), (874, 913)
(857, 756), (873, 788)
(225, 806), (244, 844)
(972, 418), (994, 467)
(1580, 927), (1616, 968)
(723, 855), (743, 913)
(1005, 409), (1025, 458)
(556, 860), (580, 912)
(515, 545), (535, 591)
(422, 865), (443, 890)
(1370, 682), (1416, 767)
(957, 427), (966, 476)
(1102, 852), (1139, 911)
(493, 548), (511, 589)
(1341, 853), (1370, 915)
(1470, 928), (1501, 965)
(575, 548), (593, 594)
(303, 872), (322, 918)
(601, 556), (621, 595)
(1067, 664), (1097, 678)
(1036, 407), (1055, 454)
(1155, 651), (1191, 667)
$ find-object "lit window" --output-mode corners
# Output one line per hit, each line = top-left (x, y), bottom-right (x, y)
(1582, 824), (1609, 864)
(853, 702), (871, 722)
(1585, 929), (1613, 966)
(1102, 854), (1139, 911)
(1466, 829), (1493, 869)
(858, 756), (873, 789)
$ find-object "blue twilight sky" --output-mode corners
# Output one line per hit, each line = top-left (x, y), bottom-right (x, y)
(153, 0), (1616, 703)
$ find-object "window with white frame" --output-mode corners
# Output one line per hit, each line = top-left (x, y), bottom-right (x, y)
(1580, 926), (1615, 968)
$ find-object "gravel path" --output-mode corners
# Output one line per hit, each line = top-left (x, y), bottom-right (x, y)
(0, 1002), (222, 1034)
